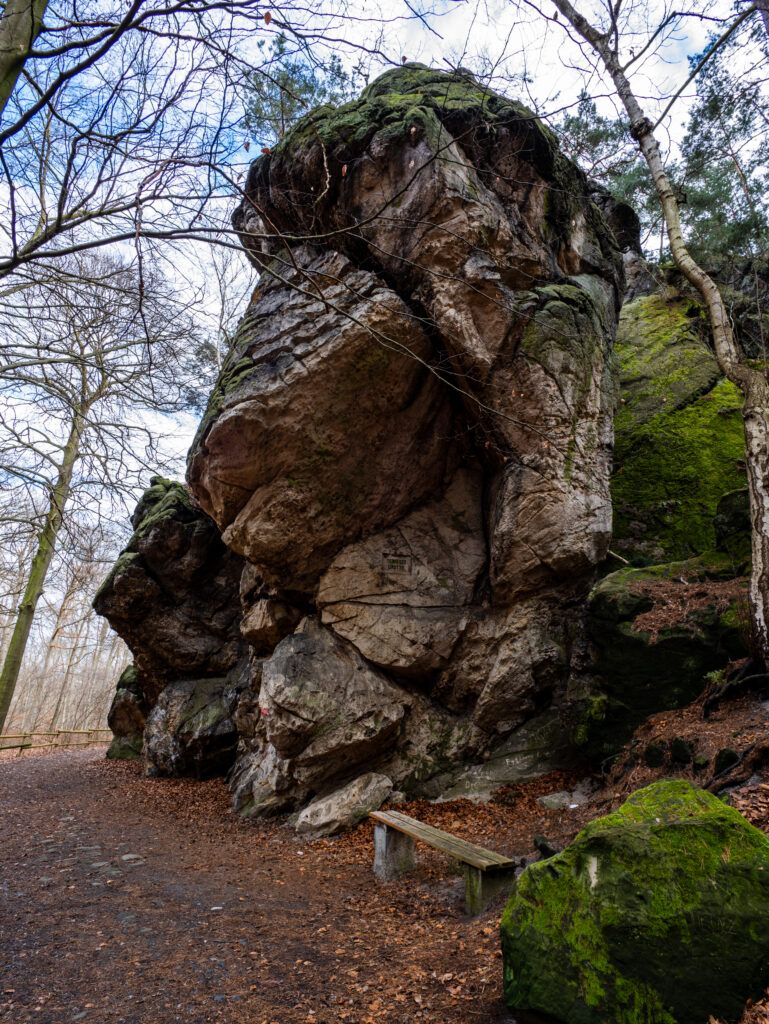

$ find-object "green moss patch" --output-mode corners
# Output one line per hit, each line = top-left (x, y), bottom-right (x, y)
(239, 63), (618, 271)
(612, 293), (746, 562)
(501, 779), (769, 1024)
(130, 476), (198, 540)
(106, 735), (143, 760)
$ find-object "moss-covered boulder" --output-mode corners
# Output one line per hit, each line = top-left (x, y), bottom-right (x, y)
(501, 780), (769, 1024)
(613, 292), (746, 563)
(106, 735), (144, 760)
(582, 553), (748, 755)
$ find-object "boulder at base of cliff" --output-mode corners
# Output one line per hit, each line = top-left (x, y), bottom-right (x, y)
(106, 664), (148, 760)
(229, 617), (477, 815)
(582, 552), (748, 757)
(144, 674), (244, 778)
(294, 773), (393, 837)
(501, 779), (769, 1024)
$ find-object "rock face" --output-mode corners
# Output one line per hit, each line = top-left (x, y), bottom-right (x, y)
(317, 469), (486, 676)
(194, 64), (621, 604)
(94, 477), (246, 773)
(94, 477), (245, 699)
(144, 672), (245, 778)
(501, 780), (769, 1024)
(612, 293), (745, 563)
(97, 65), (625, 808)
(229, 617), (476, 815)
(561, 284), (750, 761)
(187, 249), (454, 592)
(186, 65), (622, 810)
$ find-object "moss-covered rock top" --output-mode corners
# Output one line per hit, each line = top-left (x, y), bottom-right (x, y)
(130, 475), (199, 539)
(501, 779), (769, 1024)
(259, 62), (545, 172)
(234, 62), (619, 271)
(612, 293), (746, 563)
(94, 477), (202, 611)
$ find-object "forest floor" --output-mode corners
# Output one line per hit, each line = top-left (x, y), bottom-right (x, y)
(3, 691), (769, 1024)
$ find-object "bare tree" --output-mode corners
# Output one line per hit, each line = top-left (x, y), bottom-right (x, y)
(0, 250), (202, 730)
(0, 0), (47, 115)
(0, 0), (407, 281)
(1, 519), (131, 736)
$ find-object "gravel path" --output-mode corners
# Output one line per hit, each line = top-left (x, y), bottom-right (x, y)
(0, 750), (517, 1024)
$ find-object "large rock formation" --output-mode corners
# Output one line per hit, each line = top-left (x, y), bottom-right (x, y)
(97, 65), (625, 818)
(501, 780), (769, 1024)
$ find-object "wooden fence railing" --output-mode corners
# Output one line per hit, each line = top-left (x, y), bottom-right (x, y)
(0, 728), (112, 756)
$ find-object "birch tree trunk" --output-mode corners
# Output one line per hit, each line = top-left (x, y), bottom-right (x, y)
(0, 409), (85, 732)
(550, 0), (769, 665)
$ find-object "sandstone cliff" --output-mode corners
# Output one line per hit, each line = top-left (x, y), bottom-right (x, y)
(97, 65), (626, 822)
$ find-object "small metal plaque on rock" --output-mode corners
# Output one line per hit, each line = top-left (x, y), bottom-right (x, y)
(383, 553), (412, 574)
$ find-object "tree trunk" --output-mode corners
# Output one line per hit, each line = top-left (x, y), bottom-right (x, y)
(549, 0), (769, 666)
(49, 610), (87, 730)
(0, 410), (83, 732)
(745, 379), (769, 660)
(0, 0), (49, 118)
(30, 577), (76, 730)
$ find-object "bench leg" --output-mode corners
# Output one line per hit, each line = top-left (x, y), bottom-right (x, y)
(463, 865), (517, 915)
(373, 824), (416, 880)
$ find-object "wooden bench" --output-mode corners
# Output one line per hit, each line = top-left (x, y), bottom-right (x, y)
(370, 809), (517, 914)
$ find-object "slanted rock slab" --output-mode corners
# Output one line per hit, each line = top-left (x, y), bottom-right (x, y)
(295, 773), (393, 836)
(501, 779), (769, 1024)
(144, 675), (244, 778)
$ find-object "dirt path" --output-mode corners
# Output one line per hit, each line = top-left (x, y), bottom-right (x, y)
(0, 751), (528, 1024)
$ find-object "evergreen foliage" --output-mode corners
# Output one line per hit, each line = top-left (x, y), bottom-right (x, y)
(243, 34), (362, 146)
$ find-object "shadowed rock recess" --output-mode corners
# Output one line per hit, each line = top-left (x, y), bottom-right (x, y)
(96, 65), (625, 821)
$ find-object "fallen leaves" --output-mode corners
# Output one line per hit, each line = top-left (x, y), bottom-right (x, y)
(10, 717), (769, 1024)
